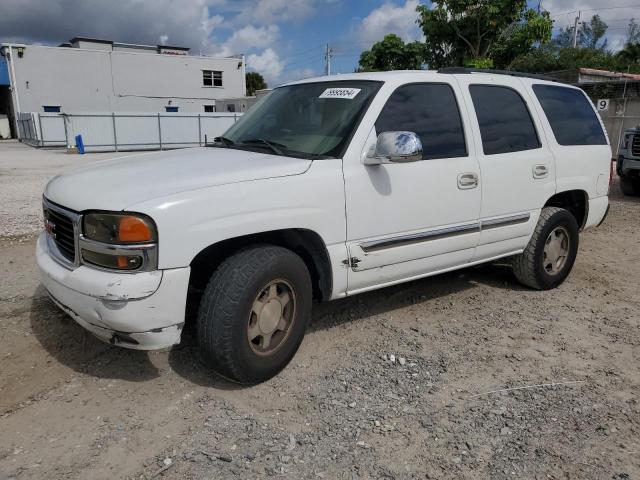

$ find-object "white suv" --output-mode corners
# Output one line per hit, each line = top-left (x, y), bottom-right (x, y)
(37, 70), (611, 384)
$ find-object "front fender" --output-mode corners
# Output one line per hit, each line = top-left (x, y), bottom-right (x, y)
(128, 160), (347, 270)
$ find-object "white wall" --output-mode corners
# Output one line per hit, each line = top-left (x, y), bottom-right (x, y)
(5, 44), (246, 114)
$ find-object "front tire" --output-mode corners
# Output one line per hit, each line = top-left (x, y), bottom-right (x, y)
(197, 245), (312, 384)
(619, 174), (640, 196)
(512, 207), (579, 290)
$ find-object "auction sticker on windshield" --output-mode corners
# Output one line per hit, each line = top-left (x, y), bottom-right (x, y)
(319, 88), (361, 99)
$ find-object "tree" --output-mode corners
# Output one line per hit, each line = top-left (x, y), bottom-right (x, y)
(509, 45), (620, 73)
(416, 0), (552, 69)
(358, 34), (426, 71)
(617, 42), (640, 67)
(626, 19), (640, 45)
(578, 15), (608, 50)
(246, 72), (267, 96)
(553, 15), (608, 50)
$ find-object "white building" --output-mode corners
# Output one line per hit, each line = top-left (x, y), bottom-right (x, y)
(0, 37), (247, 137)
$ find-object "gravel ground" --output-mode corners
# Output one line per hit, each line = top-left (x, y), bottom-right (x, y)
(0, 141), (638, 479)
(0, 140), (137, 237)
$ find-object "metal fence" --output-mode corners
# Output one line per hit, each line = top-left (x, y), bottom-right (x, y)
(597, 98), (640, 157)
(17, 111), (241, 152)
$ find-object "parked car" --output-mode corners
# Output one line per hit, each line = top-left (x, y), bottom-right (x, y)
(37, 70), (611, 384)
(617, 126), (640, 196)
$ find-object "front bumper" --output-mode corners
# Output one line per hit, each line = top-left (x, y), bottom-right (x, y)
(36, 233), (190, 350)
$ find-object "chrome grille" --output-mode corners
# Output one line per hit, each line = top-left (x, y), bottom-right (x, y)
(43, 200), (77, 264)
(632, 134), (640, 157)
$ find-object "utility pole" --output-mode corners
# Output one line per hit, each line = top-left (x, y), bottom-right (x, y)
(572, 11), (581, 48)
(324, 43), (333, 76)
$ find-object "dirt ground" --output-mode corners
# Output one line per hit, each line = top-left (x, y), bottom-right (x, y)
(0, 160), (639, 479)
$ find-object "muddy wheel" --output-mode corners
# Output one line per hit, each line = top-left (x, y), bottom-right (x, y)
(197, 245), (312, 384)
(512, 207), (579, 290)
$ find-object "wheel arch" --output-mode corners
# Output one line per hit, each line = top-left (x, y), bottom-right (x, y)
(544, 189), (589, 230)
(189, 228), (333, 303)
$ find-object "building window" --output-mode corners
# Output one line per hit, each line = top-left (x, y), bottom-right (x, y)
(204, 105), (215, 112)
(165, 106), (179, 112)
(226, 104), (236, 112)
(203, 70), (223, 87)
(43, 106), (61, 113)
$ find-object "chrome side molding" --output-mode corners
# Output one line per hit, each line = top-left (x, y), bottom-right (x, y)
(359, 213), (531, 253)
(480, 213), (531, 230)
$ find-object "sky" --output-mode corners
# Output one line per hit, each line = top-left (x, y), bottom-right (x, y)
(0, 0), (639, 87)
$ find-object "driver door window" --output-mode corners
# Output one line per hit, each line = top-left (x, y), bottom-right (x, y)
(375, 83), (467, 160)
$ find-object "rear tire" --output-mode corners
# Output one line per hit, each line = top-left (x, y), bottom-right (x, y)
(512, 207), (579, 290)
(197, 245), (312, 384)
(619, 174), (640, 196)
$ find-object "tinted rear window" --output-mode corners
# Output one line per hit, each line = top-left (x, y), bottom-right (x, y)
(470, 85), (541, 155)
(532, 85), (607, 146)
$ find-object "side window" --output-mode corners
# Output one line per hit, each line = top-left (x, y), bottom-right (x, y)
(470, 85), (541, 155)
(532, 85), (607, 146)
(375, 83), (467, 160)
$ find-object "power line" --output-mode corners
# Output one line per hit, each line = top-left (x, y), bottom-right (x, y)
(550, 4), (640, 17)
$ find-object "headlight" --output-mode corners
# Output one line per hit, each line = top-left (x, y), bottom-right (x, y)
(80, 212), (158, 272)
(83, 213), (156, 244)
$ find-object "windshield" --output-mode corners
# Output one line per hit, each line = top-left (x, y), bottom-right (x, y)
(219, 80), (382, 159)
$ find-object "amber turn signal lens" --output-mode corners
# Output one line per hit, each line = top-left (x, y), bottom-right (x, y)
(118, 216), (153, 242)
(82, 250), (142, 270)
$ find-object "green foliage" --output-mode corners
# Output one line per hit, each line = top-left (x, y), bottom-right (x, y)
(416, 0), (552, 68)
(246, 72), (267, 96)
(552, 15), (608, 50)
(465, 57), (494, 68)
(617, 42), (640, 66)
(357, 34), (426, 71)
(627, 19), (640, 45)
(580, 15), (608, 50)
(510, 15), (640, 75)
(510, 46), (607, 72)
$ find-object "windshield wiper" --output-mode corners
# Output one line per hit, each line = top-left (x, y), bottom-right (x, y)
(209, 136), (235, 147)
(240, 138), (288, 156)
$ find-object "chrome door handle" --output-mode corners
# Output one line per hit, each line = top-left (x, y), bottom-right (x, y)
(533, 164), (549, 179)
(457, 172), (478, 189)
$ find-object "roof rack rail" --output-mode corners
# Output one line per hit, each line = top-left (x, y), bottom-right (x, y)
(437, 67), (559, 82)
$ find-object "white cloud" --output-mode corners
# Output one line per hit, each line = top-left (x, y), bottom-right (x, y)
(356, 0), (423, 48)
(247, 48), (285, 84)
(0, 0), (320, 87)
(215, 24), (279, 56)
(0, 0), (223, 53)
(543, 0), (638, 51)
(244, 0), (315, 25)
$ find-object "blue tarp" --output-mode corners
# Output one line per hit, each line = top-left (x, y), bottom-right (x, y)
(0, 58), (9, 86)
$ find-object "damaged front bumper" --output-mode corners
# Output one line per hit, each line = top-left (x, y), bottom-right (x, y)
(36, 233), (190, 350)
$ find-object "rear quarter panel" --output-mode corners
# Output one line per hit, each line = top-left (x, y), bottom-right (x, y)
(524, 80), (612, 200)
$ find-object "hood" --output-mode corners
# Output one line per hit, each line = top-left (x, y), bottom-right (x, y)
(44, 147), (312, 211)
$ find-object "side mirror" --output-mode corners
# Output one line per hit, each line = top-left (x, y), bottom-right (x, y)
(365, 131), (423, 165)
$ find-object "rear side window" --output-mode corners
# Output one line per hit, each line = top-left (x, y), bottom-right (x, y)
(532, 85), (607, 146)
(375, 83), (467, 159)
(470, 85), (541, 155)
